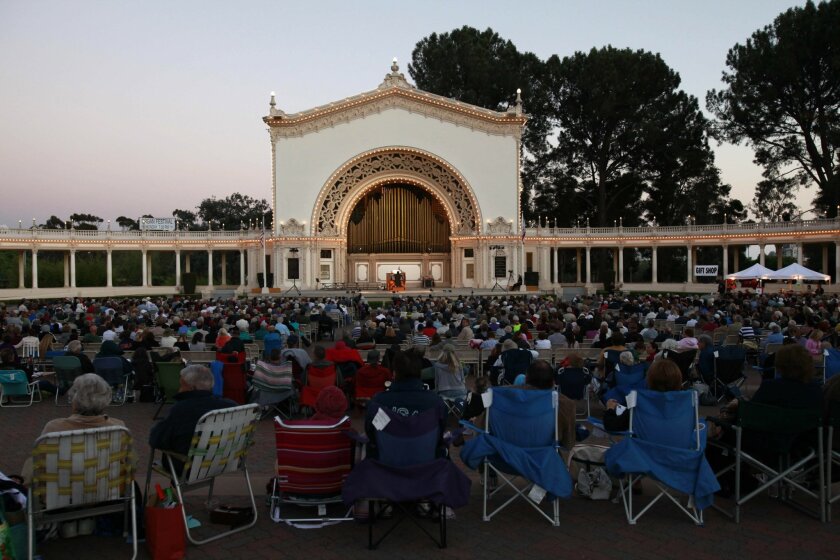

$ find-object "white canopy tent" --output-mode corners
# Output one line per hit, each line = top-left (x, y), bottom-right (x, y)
(726, 263), (774, 280)
(764, 263), (831, 282)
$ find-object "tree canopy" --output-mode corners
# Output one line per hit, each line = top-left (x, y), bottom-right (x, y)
(707, 0), (840, 217)
(409, 29), (741, 230)
(173, 192), (272, 230)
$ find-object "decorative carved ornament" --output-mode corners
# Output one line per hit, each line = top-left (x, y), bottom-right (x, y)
(265, 88), (525, 140)
(280, 218), (306, 236)
(487, 216), (513, 235)
(312, 148), (481, 237)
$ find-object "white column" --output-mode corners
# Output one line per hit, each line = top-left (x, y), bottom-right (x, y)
(585, 246), (591, 285)
(175, 250), (181, 288)
(723, 245), (729, 277)
(18, 251), (25, 288)
(651, 246), (658, 284)
(147, 252), (153, 286)
(63, 253), (69, 287)
(221, 252), (227, 285)
(141, 249), (148, 287)
(617, 246), (624, 286)
(69, 250), (76, 288)
(32, 249), (39, 289)
(759, 244), (765, 267)
(835, 242), (840, 283)
(797, 243), (803, 265)
(686, 245), (693, 284)
(106, 249), (113, 287)
(185, 253), (191, 273)
(239, 249), (245, 289)
(207, 250), (214, 287)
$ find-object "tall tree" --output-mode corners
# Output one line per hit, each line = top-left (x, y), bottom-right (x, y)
(707, 0), (840, 217)
(40, 215), (67, 229)
(408, 26), (552, 216)
(539, 46), (733, 228)
(174, 193), (271, 230)
(68, 213), (103, 230)
(749, 173), (800, 221)
(115, 216), (139, 230)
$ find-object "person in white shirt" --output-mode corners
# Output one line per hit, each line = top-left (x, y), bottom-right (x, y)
(534, 332), (552, 350)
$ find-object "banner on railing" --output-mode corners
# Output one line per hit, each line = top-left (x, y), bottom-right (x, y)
(140, 217), (176, 231)
(694, 265), (719, 276)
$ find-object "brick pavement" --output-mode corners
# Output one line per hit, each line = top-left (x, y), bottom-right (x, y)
(3, 348), (839, 559)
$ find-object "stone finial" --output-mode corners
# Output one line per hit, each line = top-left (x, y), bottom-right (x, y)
(268, 91), (284, 117)
(379, 56), (413, 90)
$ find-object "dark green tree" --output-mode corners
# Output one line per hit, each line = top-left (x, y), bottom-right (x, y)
(115, 216), (139, 230)
(539, 47), (732, 230)
(196, 193), (272, 230)
(408, 26), (552, 216)
(171, 209), (198, 230)
(68, 213), (103, 230)
(749, 173), (800, 221)
(40, 215), (67, 229)
(707, 0), (840, 217)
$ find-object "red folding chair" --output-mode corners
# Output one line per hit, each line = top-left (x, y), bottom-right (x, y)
(217, 351), (247, 404)
(300, 364), (338, 409)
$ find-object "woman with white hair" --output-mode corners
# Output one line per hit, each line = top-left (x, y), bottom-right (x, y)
(39, 373), (125, 433)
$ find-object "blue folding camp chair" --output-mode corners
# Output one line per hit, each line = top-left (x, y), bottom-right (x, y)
(825, 348), (840, 382)
(497, 348), (533, 386)
(341, 406), (471, 549)
(605, 389), (718, 525)
(602, 363), (647, 406)
(460, 387), (572, 526)
(712, 346), (746, 400)
(93, 356), (132, 405)
(555, 366), (592, 420)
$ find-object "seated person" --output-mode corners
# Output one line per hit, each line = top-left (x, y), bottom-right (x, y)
(214, 328), (231, 351)
(189, 331), (206, 351)
(65, 340), (95, 373)
(696, 335), (715, 384)
(326, 340), (364, 389)
(602, 359), (683, 432)
(305, 344), (335, 386)
(220, 327), (246, 354)
(432, 344), (467, 402)
(149, 365), (237, 469)
(311, 385), (348, 421)
(281, 334), (312, 375)
(354, 349), (392, 399)
(596, 333), (628, 377)
(250, 348), (293, 392)
(677, 327), (699, 351)
(262, 325), (283, 359)
(22, 373), (124, 483)
(95, 340), (133, 380)
(365, 349), (448, 459)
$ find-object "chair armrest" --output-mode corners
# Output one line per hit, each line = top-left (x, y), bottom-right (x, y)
(458, 420), (486, 434)
(343, 429), (369, 445)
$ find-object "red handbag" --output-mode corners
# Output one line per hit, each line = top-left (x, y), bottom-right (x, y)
(145, 504), (186, 560)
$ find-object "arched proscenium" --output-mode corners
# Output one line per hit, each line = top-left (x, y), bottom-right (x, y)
(311, 147), (481, 237)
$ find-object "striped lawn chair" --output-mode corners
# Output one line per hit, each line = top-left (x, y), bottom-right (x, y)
(270, 416), (355, 528)
(28, 425), (137, 558)
(145, 403), (259, 545)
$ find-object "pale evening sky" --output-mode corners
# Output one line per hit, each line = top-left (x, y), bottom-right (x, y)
(0, 0), (811, 228)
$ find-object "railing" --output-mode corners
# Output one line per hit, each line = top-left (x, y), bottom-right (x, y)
(0, 217), (838, 242)
(522, 217), (840, 238)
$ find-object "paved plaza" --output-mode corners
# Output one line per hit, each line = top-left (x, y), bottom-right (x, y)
(3, 366), (839, 560)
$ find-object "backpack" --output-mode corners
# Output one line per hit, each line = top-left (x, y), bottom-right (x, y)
(576, 467), (612, 500)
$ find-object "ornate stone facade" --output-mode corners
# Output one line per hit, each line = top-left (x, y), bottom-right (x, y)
(312, 148), (482, 236)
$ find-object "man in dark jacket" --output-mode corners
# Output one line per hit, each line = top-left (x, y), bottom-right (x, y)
(149, 364), (237, 470)
(220, 327), (246, 354)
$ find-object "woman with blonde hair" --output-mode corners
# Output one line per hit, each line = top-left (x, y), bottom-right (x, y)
(433, 343), (467, 400)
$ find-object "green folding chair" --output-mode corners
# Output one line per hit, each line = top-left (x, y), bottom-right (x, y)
(51, 355), (83, 406)
(154, 362), (183, 420)
(0, 370), (41, 407)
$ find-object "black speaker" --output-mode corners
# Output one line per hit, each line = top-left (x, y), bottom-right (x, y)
(494, 256), (507, 278)
(267, 273), (274, 288)
(257, 273), (265, 288)
(287, 258), (300, 280)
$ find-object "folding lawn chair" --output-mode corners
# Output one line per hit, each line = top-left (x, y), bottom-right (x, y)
(555, 366), (592, 420)
(216, 352), (248, 405)
(52, 355), (83, 406)
(707, 399), (825, 523)
(28, 426), (137, 559)
(0, 370), (41, 407)
(270, 416), (356, 527)
(93, 356), (132, 405)
(459, 387), (572, 526)
(250, 361), (296, 419)
(605, 389), (717, 525)
(145, 403), (260, 545)
(663, 349), (697, 385)
(496, 348), (533, 386)
(712, 346), (746, 400)
(153, 362), (183, 420)
(300, 363), (338, 411)
(342, 406), (471, 549)
(602, 363), (648, 406)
